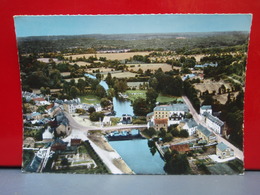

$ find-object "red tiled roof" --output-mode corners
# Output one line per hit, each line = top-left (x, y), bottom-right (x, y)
(154, 118), (168, 125)
(170, 144), (190, 152)
(71, 139), (82, 146)
(32, 98), (46, 101)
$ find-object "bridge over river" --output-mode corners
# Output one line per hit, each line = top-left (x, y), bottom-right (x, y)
(64, 111), (147, 132)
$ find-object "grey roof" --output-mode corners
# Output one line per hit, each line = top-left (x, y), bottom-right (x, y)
(197, 124), (212, 137)
(201, 105), (212, 110)
(154, 104), (189, 112)
(187, 119), (198, 128)
(204, 112), (224, 127)
(217, 142), (228, 151)
(146, 112), (154, 117)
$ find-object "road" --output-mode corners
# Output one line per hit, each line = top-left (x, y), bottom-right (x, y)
(63, 111), (138, 174)
(182, 95), (244, 161)
(64, 111), (146, 132)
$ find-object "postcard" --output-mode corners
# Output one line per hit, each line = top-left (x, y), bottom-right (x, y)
(14, 14), (252, 174)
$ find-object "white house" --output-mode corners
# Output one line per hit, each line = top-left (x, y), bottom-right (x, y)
(32, 98), (50, 106)
(180, 118), (198, 136)
(204, 112), (224, 134)
(200, 105), (212, 115)
(102, 116), (111, 126)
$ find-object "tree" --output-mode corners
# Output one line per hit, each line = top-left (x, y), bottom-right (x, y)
(77, 78), (86, 94)
(105, 73), (113, 86)
(90, 112), (104, 121)
(146, 88), (159, 111)
(100, 98), (111, 108)
(88, 107), (96, 114)
(164, 151), (190, 174)
(179, 130), (189, 138)
(70, 86), (80, 98)
(164, 133), (173, 142)
(143, 127), (157, 138)
(149, 77), (158, 90)
(114, 79), (128, 93)
(158, 128), (167, 138)
(40, 87), (46, 95)
(95, 85), (106, 98)
(132, 98), (150, 116)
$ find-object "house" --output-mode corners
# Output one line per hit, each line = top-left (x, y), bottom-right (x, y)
(102, 116), (111, 126)
(194, 62), (218, 68)
(182, 73), (196, 81)
(216, 142), (234, 159)
(70, 139), (82, 146)
(170, 144), (190, 153)
(203, 112), (224, 134)
(30, 112), (42, 120)
(180, 118), (198, 136)
(196, 125), (216, 144)
(42, 127), (54, 142)
(154, 118), (168, 131)
(32, 98), (50, 106)
(147, 103), (189, 130)
(200, 105), (212, 115)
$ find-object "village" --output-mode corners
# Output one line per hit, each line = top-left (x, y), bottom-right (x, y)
(19, 30), (248, 175)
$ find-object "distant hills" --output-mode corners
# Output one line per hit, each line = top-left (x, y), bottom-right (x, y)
(17, 31), (249, 54)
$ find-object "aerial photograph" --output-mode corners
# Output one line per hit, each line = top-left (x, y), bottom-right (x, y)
(14, 14), (252, 174)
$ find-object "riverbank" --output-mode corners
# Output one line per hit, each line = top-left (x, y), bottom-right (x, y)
(87, 131), (134, 174)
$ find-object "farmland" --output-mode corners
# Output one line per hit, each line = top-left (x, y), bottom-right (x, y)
(194, 79), (232, 94)
(65, 52), (151, 61)
(127, 63), (173, 72)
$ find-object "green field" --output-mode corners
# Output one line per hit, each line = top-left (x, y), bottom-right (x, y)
(126, 90), (147, 101)
(79, 95), (101, 104)
(126, 90), (182, 104)
(156, 94), (183, 103)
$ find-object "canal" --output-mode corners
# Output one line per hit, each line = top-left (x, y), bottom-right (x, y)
(84, 73), (134, 117)
(109, 139), (166, 174)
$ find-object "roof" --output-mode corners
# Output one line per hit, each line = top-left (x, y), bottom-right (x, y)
(154, 118), (168, 125)
(71, 139), (82, 146)
(31, 112), (41, 117)
(200, 105), (212, 110)
(197, 124), (212, 137)
(154, 104), (189, 112)
(32, 98), (46, 102)
(146, 112), (154, 117)
(186, 119), (198, 128)
(204, 112), (224, 127)
(217, 142), (229, 151)
(170, 144), (190, 152)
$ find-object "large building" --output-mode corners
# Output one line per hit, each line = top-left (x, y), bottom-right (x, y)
(204, 112), (224, 134)
(147, 103), (189, 131)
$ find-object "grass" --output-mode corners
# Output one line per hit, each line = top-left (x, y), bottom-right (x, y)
(111, 117), (121, 126)
(126, 90), (147, 101)
(79, 94), (101, 104)
(157, 94), (183, 103)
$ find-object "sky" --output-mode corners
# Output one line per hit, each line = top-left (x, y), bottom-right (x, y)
(14, 14), (252, 37)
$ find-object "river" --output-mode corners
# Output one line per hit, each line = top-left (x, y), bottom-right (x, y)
(84, 73), (134, 117)
(109, 139), (166, 174)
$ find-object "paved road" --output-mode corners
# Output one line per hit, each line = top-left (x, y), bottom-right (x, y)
(182, 96), (244, 161)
